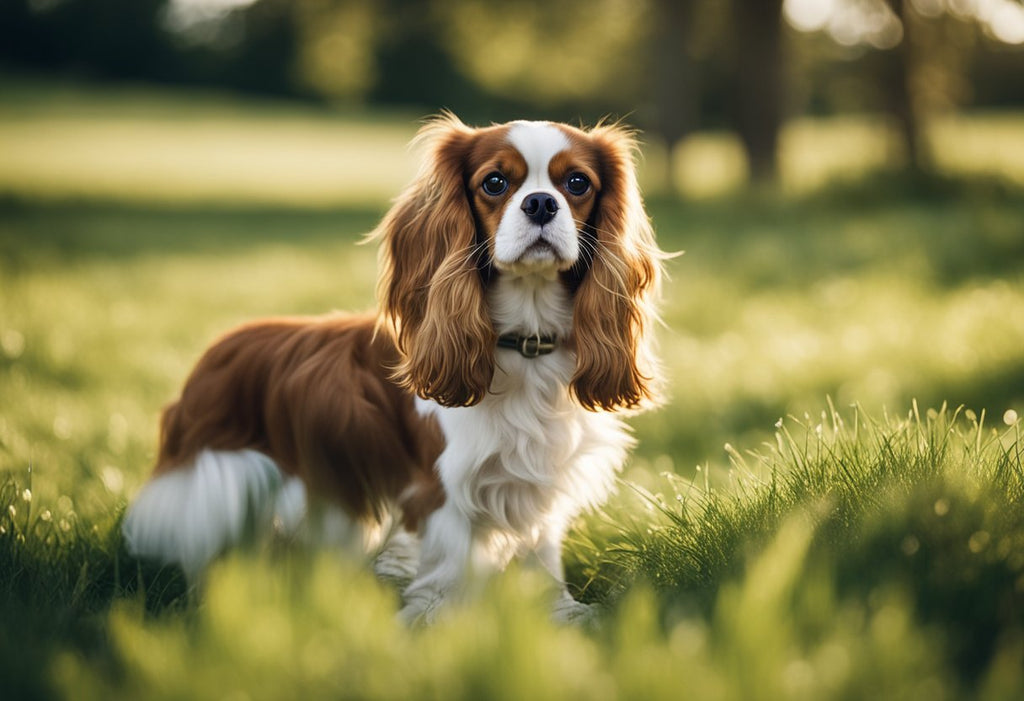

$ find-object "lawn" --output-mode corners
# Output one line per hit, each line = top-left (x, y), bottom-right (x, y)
(1, 78), (1023, 699)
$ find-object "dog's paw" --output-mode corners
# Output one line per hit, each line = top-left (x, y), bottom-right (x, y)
(397, 599), (440, 627)
(374, 531), (420, 586)
(551, 596), (598, 627)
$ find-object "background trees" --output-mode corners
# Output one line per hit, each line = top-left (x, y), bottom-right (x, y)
(2, 0), (1022, 188)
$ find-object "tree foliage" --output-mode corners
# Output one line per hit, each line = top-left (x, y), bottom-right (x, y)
(1, 0), (1022, 187)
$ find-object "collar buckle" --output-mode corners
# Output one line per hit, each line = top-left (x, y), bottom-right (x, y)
(497, 333), (557, 358)
(518, 334), (548, 358)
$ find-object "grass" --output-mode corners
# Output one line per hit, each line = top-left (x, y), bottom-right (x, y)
(0, 74), (422, 208)
(1, 77), (1024, 698)
(4, 408), (1022, 699)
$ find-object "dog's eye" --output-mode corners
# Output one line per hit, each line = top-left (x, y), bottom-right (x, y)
(565, 172), (591, 196)
(482, 172), (509, 196)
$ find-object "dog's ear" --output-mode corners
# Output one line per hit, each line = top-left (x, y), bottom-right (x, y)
(373, 114), (495, 407)
(570, 125), (664, 411)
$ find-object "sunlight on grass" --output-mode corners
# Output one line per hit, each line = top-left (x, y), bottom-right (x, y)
(0, 214), (379, 518)
(0, 78), (422, 206)
(37, 405), (1024, 699)
(670, 131), (749, 198)
(779, 115), (903, 192)
(0, 117), (419, 207)
(666, 116), (901, 198)
(932, 113), (1024, 185)
(3, 196), (1023, 510)
(664, 113), (1024, 199)
(2, 80), (1024, 698)
(648, 273), (1024, 457)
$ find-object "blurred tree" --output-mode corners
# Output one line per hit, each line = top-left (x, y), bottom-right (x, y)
(731, 0), (786, 184)
(435, 0), (648, 115)
(881, 0), (931, 172)
(648, 0), (702, 192)
(5, 0), (1024, 195)
(165, 0), (303, 97)
(225, 0), (300, 95)
(0, 0), (177, 81)
(284, 0), (485, 109)
(293, 0), (378, 101)
(786, 0), (1024, 175)
(879, 1), (1019, 173)
(368, 0), (479, 109)
(971, 39), (1024, 108)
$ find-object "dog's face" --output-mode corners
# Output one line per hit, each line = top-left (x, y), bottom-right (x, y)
(375, 115), (663, 411)
(465, 121), (601, 276)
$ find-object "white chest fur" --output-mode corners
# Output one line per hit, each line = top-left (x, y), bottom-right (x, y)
(417, 274), (633, 542)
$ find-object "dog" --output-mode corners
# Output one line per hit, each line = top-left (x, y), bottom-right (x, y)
(121, 114), (665, 624)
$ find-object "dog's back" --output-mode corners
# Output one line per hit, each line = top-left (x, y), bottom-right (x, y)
(123, 313), (444, 577)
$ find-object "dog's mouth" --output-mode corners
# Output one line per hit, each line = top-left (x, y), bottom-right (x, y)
(493, 226), (578, 274)
(525, 240), (555, 255)
(518, 238), (576, 271)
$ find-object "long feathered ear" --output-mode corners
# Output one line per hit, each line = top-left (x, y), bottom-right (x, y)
(372, 114), (495, 407)
(570, 124), (665, 411)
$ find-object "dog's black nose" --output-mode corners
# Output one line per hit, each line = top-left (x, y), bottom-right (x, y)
(520, 192), (558, 226)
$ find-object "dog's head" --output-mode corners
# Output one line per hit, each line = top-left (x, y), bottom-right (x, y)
(375, 114), (664, 411)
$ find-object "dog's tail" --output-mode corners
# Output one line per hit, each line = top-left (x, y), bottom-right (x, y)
(121, 449), (305, 579)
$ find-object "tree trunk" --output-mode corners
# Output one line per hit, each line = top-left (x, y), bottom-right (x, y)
(884, 0), (931, 173)
(649, 0), (700, 196)
(732, 0), (785, 184)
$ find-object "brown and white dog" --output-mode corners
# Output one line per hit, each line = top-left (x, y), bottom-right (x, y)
(122, 114), (665, 623)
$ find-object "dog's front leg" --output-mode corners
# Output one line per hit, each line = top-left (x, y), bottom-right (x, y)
(398, 501), (472, 625)
(534, 520), (596, 625)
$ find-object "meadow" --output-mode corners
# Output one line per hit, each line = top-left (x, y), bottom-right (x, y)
(1, 77), (1023, 699)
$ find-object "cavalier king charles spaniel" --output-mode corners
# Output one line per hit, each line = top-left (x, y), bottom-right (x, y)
(122, 114), (665, 624)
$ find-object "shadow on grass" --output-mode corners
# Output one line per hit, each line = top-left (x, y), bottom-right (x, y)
(0, 195), (386, 270)
(648, 171), (1024, 289)
(0, 485), (189, 701)
(3, 171), (1022, 286)
(833, 480), (1024, 684)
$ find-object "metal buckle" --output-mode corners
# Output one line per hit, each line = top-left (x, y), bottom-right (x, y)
(517, 334), (555, 358)
(496, 332), (555, 358)
(518, 335), (543, 358)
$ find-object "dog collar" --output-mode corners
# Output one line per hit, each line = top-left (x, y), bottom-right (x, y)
(496, 333), (557, 358)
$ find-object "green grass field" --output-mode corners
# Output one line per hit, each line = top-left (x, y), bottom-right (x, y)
(1, 78), (1024, 699)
